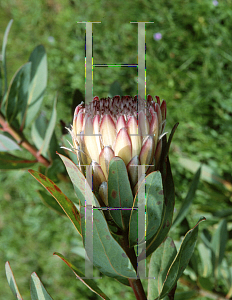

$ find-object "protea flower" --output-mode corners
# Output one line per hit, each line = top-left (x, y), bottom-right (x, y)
(70, 95), (167, 204)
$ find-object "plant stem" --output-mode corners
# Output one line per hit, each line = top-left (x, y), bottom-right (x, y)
(0, 112), (50, 167)
(167, 284), (177, 300)
(128, 278), (147, 300)
(120, 232), (147, 300)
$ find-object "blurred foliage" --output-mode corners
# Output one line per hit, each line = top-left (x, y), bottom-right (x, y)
(0, 0), (232, 299)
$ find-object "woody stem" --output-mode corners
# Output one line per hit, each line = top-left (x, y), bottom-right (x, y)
(120, 232), (147, 300)
(0, 112), (50, 167)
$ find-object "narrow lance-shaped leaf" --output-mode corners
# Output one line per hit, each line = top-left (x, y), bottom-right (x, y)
(22, 45), (47, 128)
(147, 237), (177, 300)
(54, 252), (111, 300)
(28, 169), (81, 235)
(201, 228), (212, 249)
(218, 259), (232, 296)
(31, 272), (53, 300)
(5, 261), (23, 300)
(213, 208), (232, 218)
(163, 123), (179, 160)
(211, 219), (228, 278)
(2, 19), (13, 97)
(38, 96), (57, 157)
(108, 157), (134, 230)
(31, 111), (61, 162)
(5, 62), (31, 125)
(138, 156), (175, 261)
(226, 265), (232, 299)
(47, 126), (62, 161)
(198, 242), (212, 278)
(129, 171), (164, 248)
(174, 291), (198, 300)
(57, 153), (96, 207)
(37, 190), (66, 216)
(0, 134), (21, 151)
(31, 112), (48, 151)
(159, 217), (206, 299)
(172, 167), (201, 228)
(178, 157), (232, 192)
(0, 152), (36, 169)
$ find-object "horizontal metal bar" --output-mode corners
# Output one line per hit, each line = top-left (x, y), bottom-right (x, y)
(93, 64), (138, 67)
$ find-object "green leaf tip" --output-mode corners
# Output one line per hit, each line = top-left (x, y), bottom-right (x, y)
(159, 216), (206, 299)
(53, 252), (111, 300)
(31, 272), (53, 300)
(5, 261), (23, 300)
(28, 168), (81, 235)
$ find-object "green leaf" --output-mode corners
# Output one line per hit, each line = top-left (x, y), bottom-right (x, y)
(226, 265), (232, 298)
(54, 252), (111, 300)
(5, 62), (31, 125)
(31, 111), (60, 161)
(23, 45), (47, 127)
(5, 261), (23, 300)
(31, 272), (53, 300)
(201, 228), (211, 249)
(37, 189), (66, 215)
(58, 154), (137, 280)
(28, 169), (81, 235)
(211, 219), (228, 278)
(219, 259), (232, 297)
(0, 152), (36, 169)
(1, 19), (13, 97)
(178, 157), (232, 192)
(0, 134), (21, 151)
(129, 171), (164, 247)
(139, 156), (175, 261)
(31, 112), (48, 151)
(80, 206), (136, 280)
(198, 276), (214, 291)
(228, 286), (232, 299)
(183, 265), (197, 281)
(174, 291), (198, 300)
(172, 167), (201, 228)
(188, 252), (198, 280)
(38, 96), (57, 157)
(108, 157), (134, 230)
(198, 242), (212, 277)
(159, 217), (206, 299)
(108, 80), (123, 97)
(163, 123), (179, 160)
(58, 153), (95, 206)
(48, 129), (61, 161)
(147, 237), (177, 300)
(213, 208), (232, 218)
(114, 277), (130, 286)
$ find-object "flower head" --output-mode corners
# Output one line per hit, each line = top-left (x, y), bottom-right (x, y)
(153, 33), (162, 41)
(70, 95), (167, 200)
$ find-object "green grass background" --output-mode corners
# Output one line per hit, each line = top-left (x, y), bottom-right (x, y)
(0, 0), (232, 299)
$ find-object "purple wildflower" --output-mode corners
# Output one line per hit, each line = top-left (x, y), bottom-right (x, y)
(153, 33), (162, 41)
